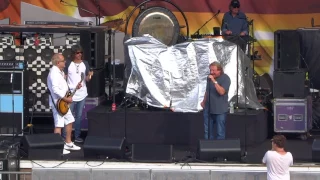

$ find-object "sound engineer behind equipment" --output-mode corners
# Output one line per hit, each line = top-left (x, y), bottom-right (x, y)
(221, 0), (248, 36)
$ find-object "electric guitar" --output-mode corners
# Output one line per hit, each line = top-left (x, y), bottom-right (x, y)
(57, 73), (84, 116)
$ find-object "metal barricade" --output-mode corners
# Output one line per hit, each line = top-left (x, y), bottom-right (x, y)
(0, 171), (32, 180)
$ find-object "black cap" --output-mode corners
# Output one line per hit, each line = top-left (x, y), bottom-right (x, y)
(230, 0), (240, 8)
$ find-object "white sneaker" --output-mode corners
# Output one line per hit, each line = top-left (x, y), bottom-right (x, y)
(63, 149), (70, 155)
(64, 142), (81, 151)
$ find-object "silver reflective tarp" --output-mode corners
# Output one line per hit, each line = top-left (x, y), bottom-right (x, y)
(125, 35), (263, 112)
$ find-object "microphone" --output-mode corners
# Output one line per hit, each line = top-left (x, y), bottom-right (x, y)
(311, 17), (314, 27)
(89, 68), (94, 80)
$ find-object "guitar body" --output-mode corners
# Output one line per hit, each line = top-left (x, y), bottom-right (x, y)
(55, 72), (84, 116)
(57, 92), (71, 116)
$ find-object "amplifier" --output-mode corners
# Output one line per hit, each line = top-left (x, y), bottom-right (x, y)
(0, 70), (28, 136)
(0, 61), (24, 70)
(0, 142), (20, 180)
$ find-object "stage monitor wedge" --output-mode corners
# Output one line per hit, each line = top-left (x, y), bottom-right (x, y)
(197, 139), (241, 162)
(132, 144), (173, 163)
(21, 133), (64, 160)
(83, 136), (126, 159)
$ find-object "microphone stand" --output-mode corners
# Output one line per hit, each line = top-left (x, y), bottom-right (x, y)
(207, 77), (211, 140)
(192, 10), (220, 36)
(60, 0), (103, 25)
(243, 67), (248, 157)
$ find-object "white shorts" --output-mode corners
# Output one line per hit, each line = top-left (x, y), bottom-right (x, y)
(51, 107), (75, 128)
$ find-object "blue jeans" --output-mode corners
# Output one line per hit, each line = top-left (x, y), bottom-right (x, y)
(62, 98), (86, 139)
(203, 106), (227, 140)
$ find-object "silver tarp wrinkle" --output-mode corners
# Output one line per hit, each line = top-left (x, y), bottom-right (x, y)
(125, 35), (263, 112)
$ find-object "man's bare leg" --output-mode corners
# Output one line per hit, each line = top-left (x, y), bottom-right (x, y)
(64, 123), (72, 143)
(54, 127), (62, 134)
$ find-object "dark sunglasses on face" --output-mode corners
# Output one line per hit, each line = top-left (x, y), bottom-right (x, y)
(76, 52), (83, 54)
(232, 4), (240, 8)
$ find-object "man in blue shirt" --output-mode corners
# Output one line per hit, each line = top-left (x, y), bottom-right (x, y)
(201, 62), (231, 140)
(221, 0), (248, 36)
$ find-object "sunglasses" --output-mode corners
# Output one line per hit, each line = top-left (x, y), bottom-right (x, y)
(76, 52), (83, 54)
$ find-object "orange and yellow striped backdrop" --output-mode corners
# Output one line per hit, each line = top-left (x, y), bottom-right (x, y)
(1, 0), (319, 75)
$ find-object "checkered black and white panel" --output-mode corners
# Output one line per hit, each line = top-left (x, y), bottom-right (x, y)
(22, 45), (64, 113)
(0, 45), (21, 60)
(0, 34), (14, 46)
(66, 35), (80, 46)
(25, 36), (52, 46)
(28, 79), (51, 113)
(60, 45), (72, 60)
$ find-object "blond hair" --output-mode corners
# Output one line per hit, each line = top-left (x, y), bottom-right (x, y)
(209, 61), (224, 74)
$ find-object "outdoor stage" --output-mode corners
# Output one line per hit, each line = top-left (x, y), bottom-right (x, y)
(16, 104), (320, 180)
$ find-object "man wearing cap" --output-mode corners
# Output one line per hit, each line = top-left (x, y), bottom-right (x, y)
(221, 0), (248, 36)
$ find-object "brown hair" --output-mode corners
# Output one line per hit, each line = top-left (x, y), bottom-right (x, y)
(209, 61), (224, 74)
(271, 135), (286, 148)
(71, 44), (83, 60)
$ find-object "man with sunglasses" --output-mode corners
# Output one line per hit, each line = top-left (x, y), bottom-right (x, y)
(63, 45), (93, 143)
(221, 0), (248, 36)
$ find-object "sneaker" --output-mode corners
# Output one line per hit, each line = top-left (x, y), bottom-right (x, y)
(64, 142), (81, 151)
(63, 149), (70, 155)
(74, 137), (84, 143)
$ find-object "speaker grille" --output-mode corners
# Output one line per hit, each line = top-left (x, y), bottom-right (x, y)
(275, 30), (301, 70)
(273, 71), (307, 98)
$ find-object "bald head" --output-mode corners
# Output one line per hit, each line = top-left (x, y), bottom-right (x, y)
(51, 53), (65, 69)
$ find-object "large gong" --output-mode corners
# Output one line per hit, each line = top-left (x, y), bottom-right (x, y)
(132, 7), (180, 46)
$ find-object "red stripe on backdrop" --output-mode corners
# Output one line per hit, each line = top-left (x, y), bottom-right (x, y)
(76, 0), (320, 17)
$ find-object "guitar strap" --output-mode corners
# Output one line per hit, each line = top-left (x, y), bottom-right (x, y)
(47, 89), (58, 111)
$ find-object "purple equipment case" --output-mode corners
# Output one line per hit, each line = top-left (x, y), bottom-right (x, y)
(273, 97), (312, 133)
(81, 96), (105, 130)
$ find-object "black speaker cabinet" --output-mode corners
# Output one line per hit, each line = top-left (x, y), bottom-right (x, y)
(87, 68), (105, 97)
(80, 31), (105, 69)
(312, 139), (320, 162)
(273, 70), (308, 98)
(132, 144), (173, 162)
(21, 133), (64, 160)
(83, 136), (126, 159)
(197, 139), (241, 162)
(274, 30), (301, 70)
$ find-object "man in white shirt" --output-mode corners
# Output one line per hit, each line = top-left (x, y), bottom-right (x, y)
(47, 53), (81, 155)
(262, 135), (293, 180)
(63, 45), (93, 143)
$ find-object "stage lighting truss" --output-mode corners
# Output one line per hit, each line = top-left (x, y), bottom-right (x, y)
(125, 0), (189, 46)
(66, 34), (80, 46)
(0, 34), (14, 46)
(0, 45), (21, 61)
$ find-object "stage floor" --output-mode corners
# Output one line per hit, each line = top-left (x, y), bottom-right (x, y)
(19, 137), (316, 165)
(21, 104), (320, 165)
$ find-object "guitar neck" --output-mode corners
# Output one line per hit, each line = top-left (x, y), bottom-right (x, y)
(70, 89), (77, 97)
